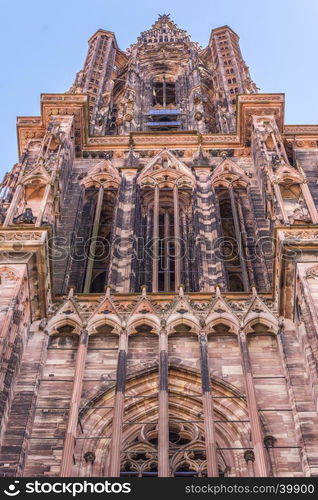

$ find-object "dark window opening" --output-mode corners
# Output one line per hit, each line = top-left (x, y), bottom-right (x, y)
(152, 81), (176, 107)
(90, 271), (107, 293)
(228, 273), (244, 292)
(216, 190), (245, 292)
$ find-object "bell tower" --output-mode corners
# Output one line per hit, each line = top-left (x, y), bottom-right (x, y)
(0, 15), (318, 479)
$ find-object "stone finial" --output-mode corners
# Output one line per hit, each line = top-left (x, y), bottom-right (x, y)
(141, 285), (147, 297)
(178, 284), (184, 297)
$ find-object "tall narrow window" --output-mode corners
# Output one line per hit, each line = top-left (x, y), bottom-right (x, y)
(88, 190), (116, 292)
(138, 180), (195, 292)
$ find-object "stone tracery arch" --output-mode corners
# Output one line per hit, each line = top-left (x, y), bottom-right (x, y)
(136, 150), (197, 293)
(74, 365), (253, 477)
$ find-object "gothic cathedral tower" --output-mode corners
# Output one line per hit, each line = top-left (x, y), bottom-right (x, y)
(1, 15), (318, 477)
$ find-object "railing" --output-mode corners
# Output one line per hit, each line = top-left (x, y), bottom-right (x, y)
(148, 108), (181, 115)
(147, 121), (181, 127)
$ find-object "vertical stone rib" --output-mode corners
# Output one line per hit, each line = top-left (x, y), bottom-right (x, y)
(109, 329), (128, 477)
(181, 211), (190, 291)
(158, 326), (169, 476)
(213, 186), (227, 288)
(301, 182), (318, 224)
(173, 184), (181, 291)
(164, 210), (170, 291)
(3, 184), (23, 227)
(199, 332), (218, 477)
(236, 193), (255, 287)
(152, 184), (159, 292)
(35, 182), (52, 227)
(60, 329), (88, 477)
(273, 183), (289, 224)
(238, 329), (268, 477)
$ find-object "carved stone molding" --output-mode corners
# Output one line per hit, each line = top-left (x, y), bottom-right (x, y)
(0, 266), (19, 281)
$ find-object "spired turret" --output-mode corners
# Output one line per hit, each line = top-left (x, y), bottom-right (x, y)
(69, 14), (256, 135)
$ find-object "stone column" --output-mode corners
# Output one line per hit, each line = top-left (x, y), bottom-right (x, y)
(238, 329), (268, 476)
(213, 186), (226, 288)
(181, 211), (191, 292)
(164, 210), (170, 292)
(173, 183), (181, 291)
(199, 328), (218, 476)
(35, 182), (52, 227)
(300, 182), (318, 224)
(152, 184), (160, 292)
(3, 184), (23, 227)
(273, 182), (289, 224)
(236, 194), (255, 287)
(83, 185), (104, 293)
(229, 186), (249, 291)
(0, 277), (23, 370)
(145, 211), (152, 290)
(60, 329), (88, 477)
(109, 327), (128, 477)
(158, 320), (169, 477)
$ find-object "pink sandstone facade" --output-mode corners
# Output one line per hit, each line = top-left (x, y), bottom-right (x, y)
(0, 15), (318, 477)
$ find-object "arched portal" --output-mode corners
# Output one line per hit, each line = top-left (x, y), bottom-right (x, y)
(74, 366), (252, 477)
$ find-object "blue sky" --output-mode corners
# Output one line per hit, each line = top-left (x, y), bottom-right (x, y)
(0, 0), (317, 178)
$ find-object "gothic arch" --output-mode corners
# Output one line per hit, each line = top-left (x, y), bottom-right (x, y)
(47, 318), (82, 337)
(138, 149), (195, 186)
(87, 316), (122, 336)
(244, 318), (278, 335)
(211, 158), (250, 189)
(166, 316), (200, 335)
(80, 159), (121, 189)
(206, 318), (239, 335)
(74, 365), (253, 477)
(46, 295), (83, 335)
(127, 315), (160, 335)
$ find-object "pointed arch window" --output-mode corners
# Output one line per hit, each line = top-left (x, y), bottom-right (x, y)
(83, 187), (117, 293)
(215, 188), (246, 292)
(69, 161), (120, 293)
(138, 161), (195, 292)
